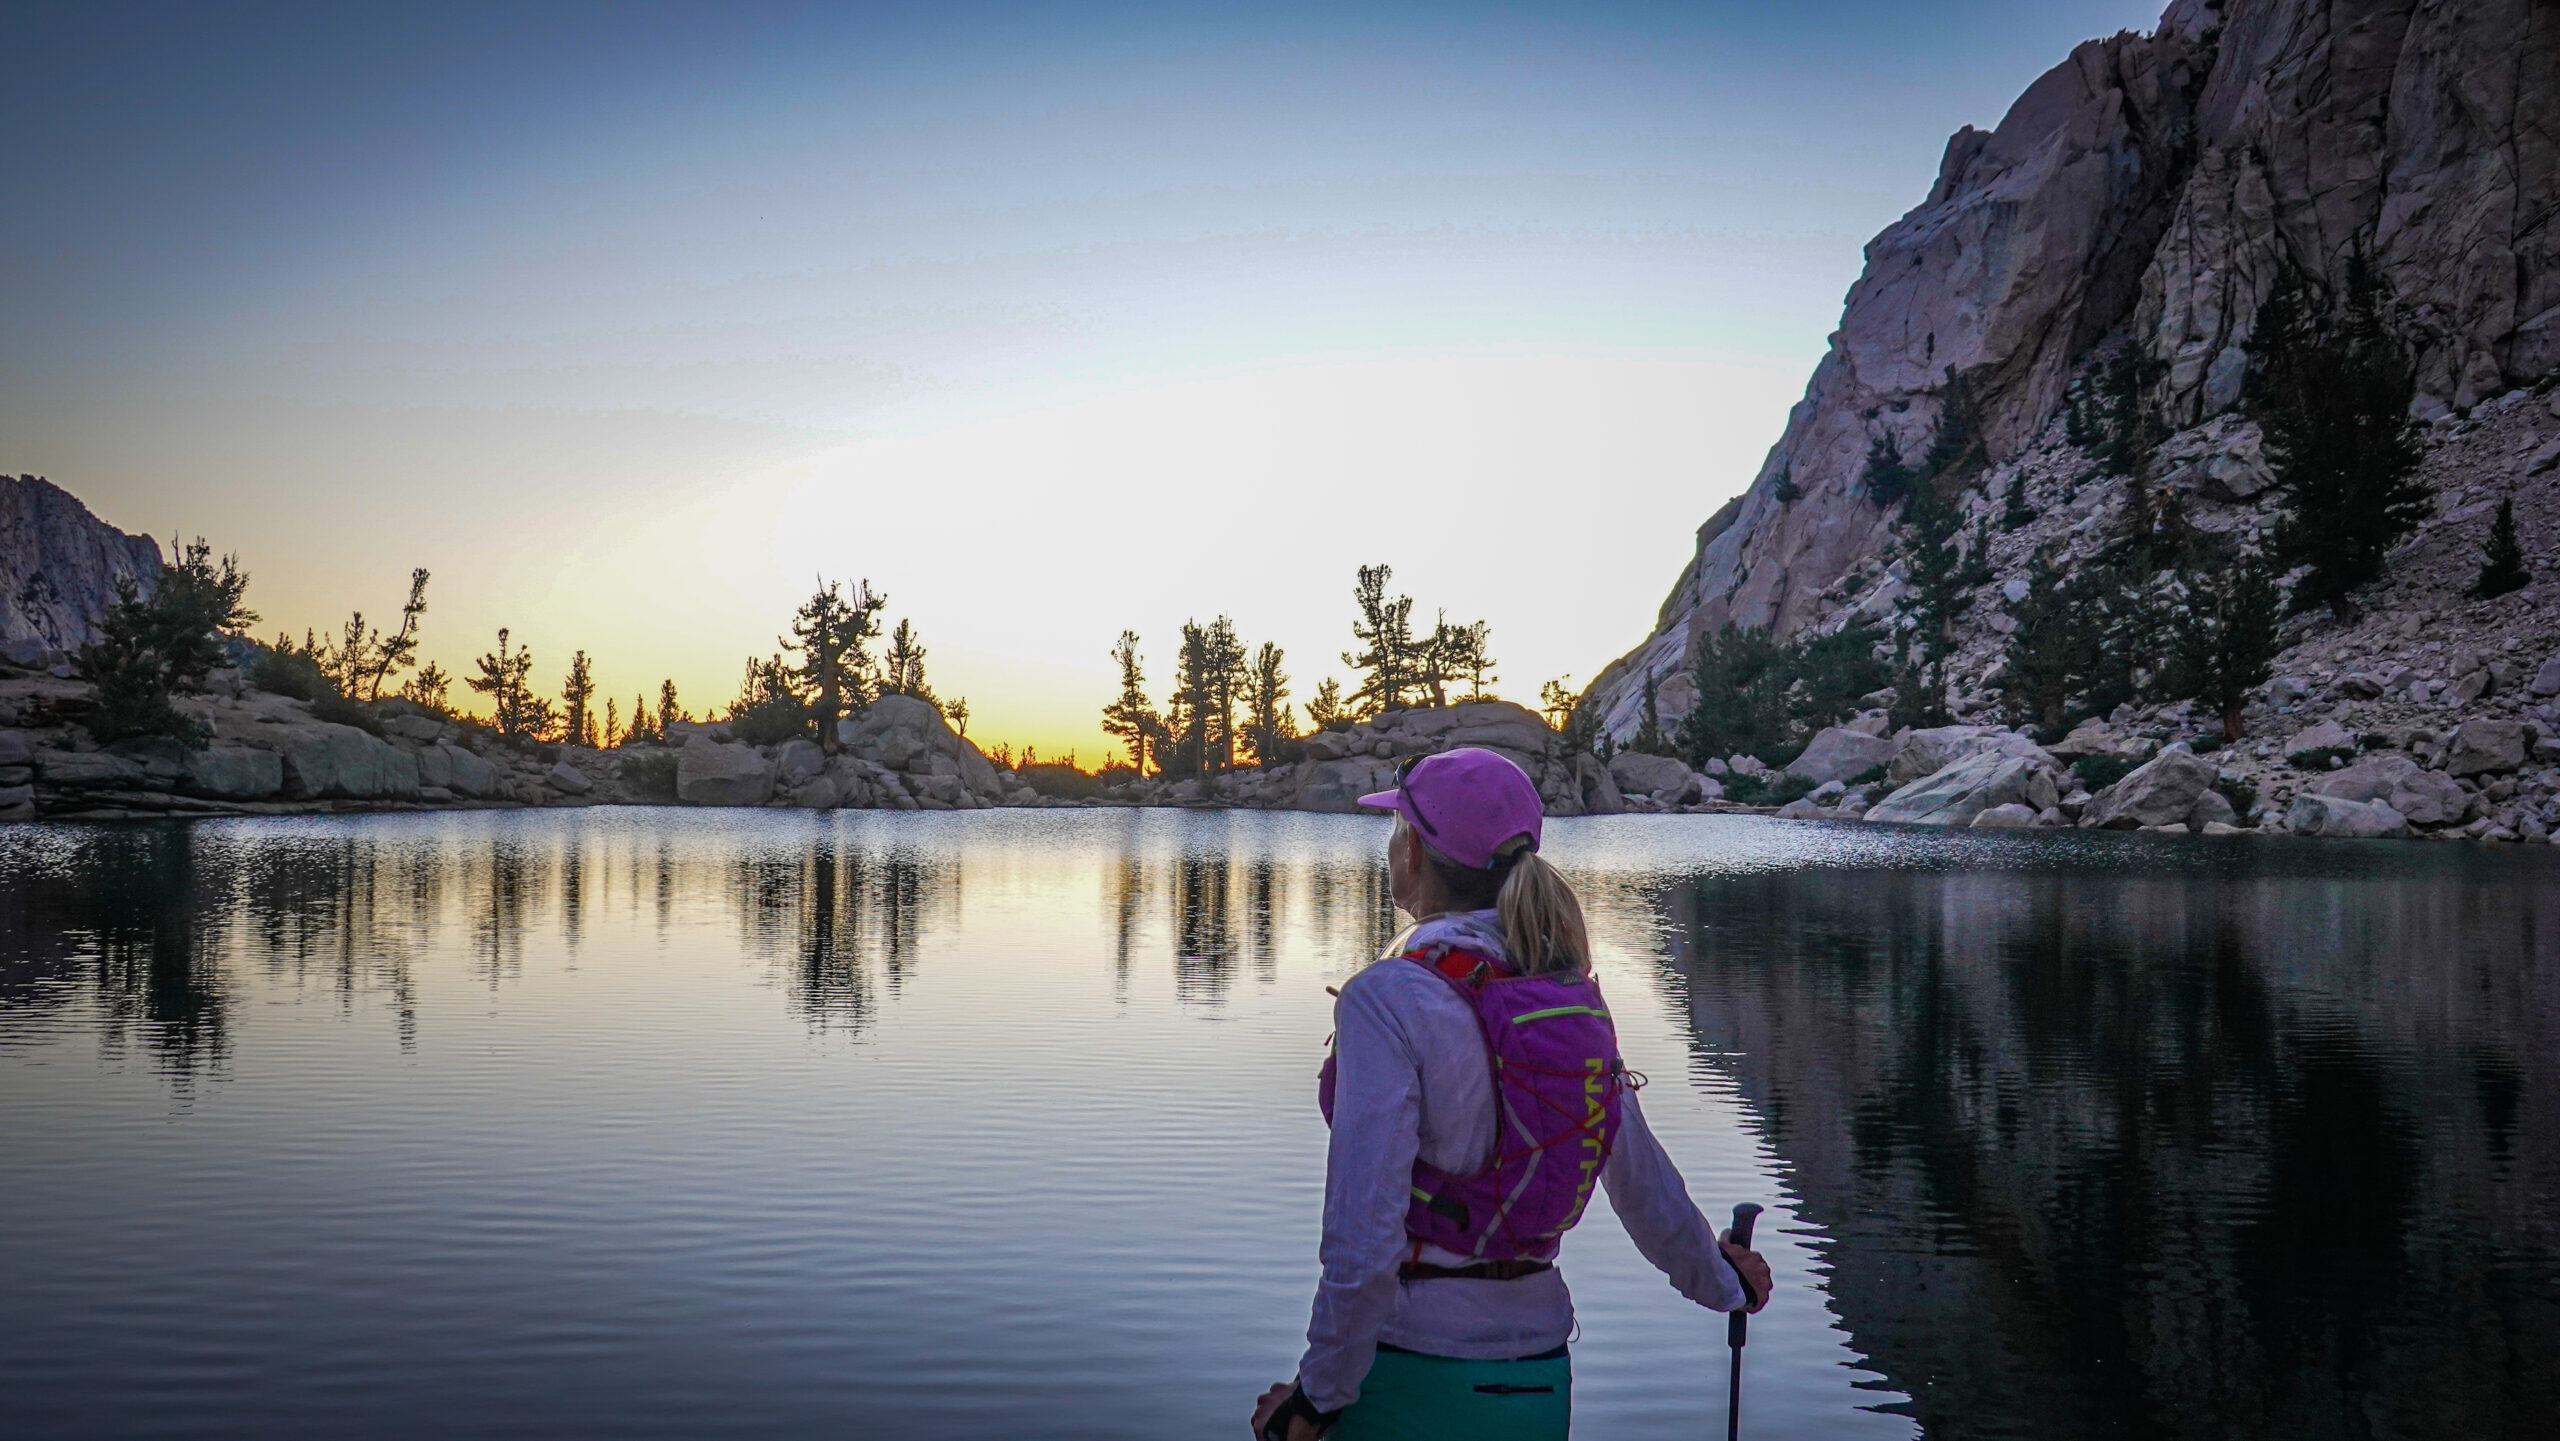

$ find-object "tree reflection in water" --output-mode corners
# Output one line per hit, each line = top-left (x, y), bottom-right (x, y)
(1648, 853), (2560, 1441)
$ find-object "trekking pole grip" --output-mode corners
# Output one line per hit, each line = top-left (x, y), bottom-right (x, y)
(1726, 1202), (1763, 1348)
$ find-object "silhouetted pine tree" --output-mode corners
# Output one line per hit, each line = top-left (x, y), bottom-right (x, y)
(2248, 256), (2429, 618)
(2472, 496), (2530, 599)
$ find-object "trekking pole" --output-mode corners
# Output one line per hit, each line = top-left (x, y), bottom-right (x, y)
(1724, 1201), (1763, 1441)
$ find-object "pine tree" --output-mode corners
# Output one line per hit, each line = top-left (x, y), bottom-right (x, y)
(1994, 553), (2102, 737)
(361, 569), (430, 701)
(619, 691), (654, 745)
(1101, 631), (1161, 775)
(2472, 496), (2531, 599)
(1245, 641), (1294, 766)
(881, 618), (932, 701)
(1306, 676), (1350, 732)
(78, 538), (258, 743)
(787, 578), (882, 752)
(1343, 563), (1416, 715)
(2249, 256), (2429, 618)
(1631, 671), (1666, 755)
(1891, 478), (1970, 721)
(657, 679), (683, 737)
(401, 662), (453, 712)
(603, 696), (620, 748)
(1202, 616), (1247, 770)
(2158, 544), (2285, 738)
(560, 649), (597, 748)
(1451, 619), (1496, 700)
(1538, 678), (1578, 730)
(726, 652), (806, 744)
(1675, 624), (1789, 766)
(467, 628), (552, 739)
(1158, 620), (1212, 778)
(944, 697), (968, 737)
(1999, 471), (2035, 531)
(1863, 434), (1917, 507)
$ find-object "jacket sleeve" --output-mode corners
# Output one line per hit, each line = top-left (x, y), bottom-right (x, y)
(1601, 1091), (1749, 1312)
(1295, 972), (1423, 1413)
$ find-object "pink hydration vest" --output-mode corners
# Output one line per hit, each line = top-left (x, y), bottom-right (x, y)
(1319, 945), (1629, 1262)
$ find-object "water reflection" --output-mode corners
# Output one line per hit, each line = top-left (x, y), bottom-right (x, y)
(5, 811), (2553, 1440)
(1648, 840), (2560, 1440)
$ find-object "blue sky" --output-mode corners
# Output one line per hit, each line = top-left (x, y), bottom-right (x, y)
(2, 1), (2168, 754)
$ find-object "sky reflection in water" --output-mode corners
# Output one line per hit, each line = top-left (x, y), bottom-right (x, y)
(0, 809), (2553, 1440)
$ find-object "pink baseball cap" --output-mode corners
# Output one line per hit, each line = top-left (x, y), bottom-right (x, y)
(1359, 747), (1544, 870)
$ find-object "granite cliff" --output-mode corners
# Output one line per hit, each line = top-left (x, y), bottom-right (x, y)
(1590, 0), (2560, 743)
(0, 475), (161, 656)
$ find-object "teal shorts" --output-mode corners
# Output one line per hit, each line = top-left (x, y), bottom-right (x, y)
(1327, 1344), (1571, 1440)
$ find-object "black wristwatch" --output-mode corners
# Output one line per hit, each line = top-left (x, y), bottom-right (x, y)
(1259, 1382), (1342, 1440)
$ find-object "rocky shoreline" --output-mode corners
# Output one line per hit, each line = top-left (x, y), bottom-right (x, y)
(6, 659), (2551, 845)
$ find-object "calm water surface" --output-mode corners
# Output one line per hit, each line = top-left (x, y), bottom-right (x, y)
(1, 809), (2554, 1439)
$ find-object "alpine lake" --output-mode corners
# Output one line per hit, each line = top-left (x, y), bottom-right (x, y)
(1, 808), (2553, 1440)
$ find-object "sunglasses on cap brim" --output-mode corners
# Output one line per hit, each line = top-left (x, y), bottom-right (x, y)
(1394, 754), (1441, 839)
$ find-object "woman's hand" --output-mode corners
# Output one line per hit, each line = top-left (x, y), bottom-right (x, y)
(1718, 1230), (1773, 1313)
(1251, 1381), (1320, 1440)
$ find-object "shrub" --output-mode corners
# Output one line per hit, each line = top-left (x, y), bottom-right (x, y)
(1725, 771), (1816, 807)
(727, 696), (809, 747)
(1020, 762), (1103, 799)
(2073, 754), (2141, 792)
(2287, 745), (2354, 771)
(618, 751), (678, 802)
(2212, 776), (2258, 818)
(1848, 764), (1888, 787)
(309, 693), (382, 735)
(248, 645), (335, 702)
(2188, 734), (2226, 755)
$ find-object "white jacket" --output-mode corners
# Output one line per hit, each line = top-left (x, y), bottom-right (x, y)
(1296, 911), (1749, 1412)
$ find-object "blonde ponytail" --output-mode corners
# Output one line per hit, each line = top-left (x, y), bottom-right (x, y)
(1496, 851), (1589, 976)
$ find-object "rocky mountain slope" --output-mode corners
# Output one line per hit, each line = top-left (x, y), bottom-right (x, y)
(1589, 0), (2560, 743)
(0, 475), (161, 656)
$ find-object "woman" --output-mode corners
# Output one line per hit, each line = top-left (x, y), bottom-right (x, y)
(1253, 748), (1771, 1440)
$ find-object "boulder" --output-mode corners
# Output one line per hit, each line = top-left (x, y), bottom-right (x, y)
(279, 724), (419, 799)
(2185, 788), (2237, 830)
(34, 748), (146, 788)
(182, 746), (283, 800)
(2286, 794), (2414, 840)
(1576, 754), (1626, 815)
(0, 730), (29, 766)
(1969, 802), (2042, 829)
(547, 761), (592, 795)
(791, 775), (843, 809)
(1296, 756), (1391, 813)
(1774, 798), (1825, 820)
(379, 713), (444, 742)
(1866, 751), (2046, 826)
(2532, 654), (2560, 697)
(2445, 718), (2529, 777)
(839, 695), (999, 795)
(2081, 752), (2218, 830)
(2334, 672), (2388, 699)
(774, 739), (826, 786)
(677, 738), (774, 806)
(1884, 726), (2053, 786)
(439, 744), (500, 798)
(1609, 750), (1694, 798)
(1438, 701), (1554, 757)
(2265, 675), (2311, 708)
(1787, 726), (1897, 786)
(1301, 729), (1354, 762)
(2284, 718), (2357, 757)
(2312, 755), (2470, 828)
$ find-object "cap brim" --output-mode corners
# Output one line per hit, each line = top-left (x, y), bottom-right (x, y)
(1355, 789), (1405, 812)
